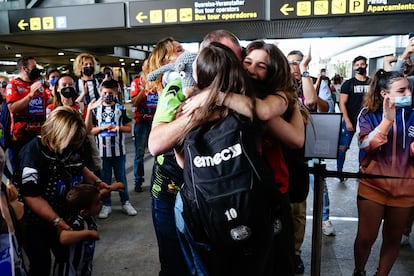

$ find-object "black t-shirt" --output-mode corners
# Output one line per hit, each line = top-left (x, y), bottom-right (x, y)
(150, 150), (184, 204)
(340, 77), (370, 127)
(18, 137), (86, 225)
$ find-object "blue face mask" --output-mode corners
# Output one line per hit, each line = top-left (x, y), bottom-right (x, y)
(50, 77), (57, 87)
(394, 96), (412, 107)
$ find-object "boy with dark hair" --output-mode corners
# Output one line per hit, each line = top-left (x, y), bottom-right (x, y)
(88, 79), (137, 218)
(55, 184), (101, 276)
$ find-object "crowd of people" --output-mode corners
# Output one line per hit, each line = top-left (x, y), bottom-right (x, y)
(0, 30), (413, 276)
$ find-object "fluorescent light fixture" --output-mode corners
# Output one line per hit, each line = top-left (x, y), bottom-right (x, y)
(119, 58), (124, 62)
(57, 52), (64, 56)
(69, 58), (75, 62)
(121, 62), (125, 66)
(131, 63), (135, 66)
(15, 53), (22, 58)
(0, 60), (17, 65)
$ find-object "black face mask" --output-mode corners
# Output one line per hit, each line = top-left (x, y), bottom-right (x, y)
(354, 67), (367, 75)
(60, 87), (77, 99)
(83, 66), (95, 77)
(28, 68), (41, 81)
(103, 94), (115, 104)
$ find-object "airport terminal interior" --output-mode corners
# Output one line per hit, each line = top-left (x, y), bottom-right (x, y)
(1, 0), (413, 84)
(1, 1), (414, 275)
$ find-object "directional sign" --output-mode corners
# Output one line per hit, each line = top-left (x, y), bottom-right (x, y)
(271, 0), (414, 19)
(8, 3), (125, 33)
(129, 0), (265, 27)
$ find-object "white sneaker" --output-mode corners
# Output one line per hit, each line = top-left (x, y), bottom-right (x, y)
(401, 234), (410, 246)
(98, 205), (112, 219)
(322, 220), (336, 236)
(122, 201), (137, 216)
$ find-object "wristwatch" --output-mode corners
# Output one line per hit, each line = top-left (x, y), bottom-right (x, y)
(301, 71), (310, 78)
(52, 217), (63, 227)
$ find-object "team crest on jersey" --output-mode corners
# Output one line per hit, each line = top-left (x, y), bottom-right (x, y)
(102, 111), (115, 120)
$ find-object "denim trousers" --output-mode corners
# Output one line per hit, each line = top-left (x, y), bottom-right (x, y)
(337, 120), (355, 173)
(174, 193), (209, 276)
(101, 155), (129, 205)
(152, 195), (189, 276)
(309, 160), (330, 222)
(133, 121), (151, 185)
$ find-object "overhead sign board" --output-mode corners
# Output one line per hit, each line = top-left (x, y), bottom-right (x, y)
(8, 3), (125, 33)
(129, 0), (265, 27)
(271, 0), (414, 18)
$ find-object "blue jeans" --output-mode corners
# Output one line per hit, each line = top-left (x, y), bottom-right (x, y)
(174, 193), (209, 276)
(337, 120), (355, 173)
(151, 195), (189, 276)
(101, 155), (129, 205)
(133, 121), (151, 185)
(309, 160), (330, 222)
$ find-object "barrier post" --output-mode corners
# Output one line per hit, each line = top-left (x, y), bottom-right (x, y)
(310, 160), (325, 276)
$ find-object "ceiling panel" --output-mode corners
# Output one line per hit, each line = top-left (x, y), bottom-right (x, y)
(0, 13), (412, 73)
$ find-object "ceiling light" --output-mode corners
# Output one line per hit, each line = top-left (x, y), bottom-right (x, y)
(69, 58), (75, 62)
(135, 60), (140, 63)
(15, 53), (22, 58)
(57, 52), (64, 56)
(131, 63), (135, 66)
(119, 58), (124, 62)
(121, 62), (125, 66)
(0, 61), (17, 65)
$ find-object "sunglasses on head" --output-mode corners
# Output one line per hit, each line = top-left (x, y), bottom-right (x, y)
(288, 60), (301, 65)
(0, 81), (7, 88)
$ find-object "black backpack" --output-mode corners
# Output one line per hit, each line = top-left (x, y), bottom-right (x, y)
(180, 113), (281, 251)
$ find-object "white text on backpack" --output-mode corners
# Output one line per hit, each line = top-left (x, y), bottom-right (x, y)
(193, 143), (242, 168)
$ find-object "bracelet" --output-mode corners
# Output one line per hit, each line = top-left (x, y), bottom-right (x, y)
(301, 71), (310, 78)
(52, 217), (63, 227)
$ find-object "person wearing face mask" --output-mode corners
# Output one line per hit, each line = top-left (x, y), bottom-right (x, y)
(73, 53), (100, 106)
(46, 74), (81, 117)
(6, 56), (50, 166)
(45, 67), (61, 99)
(87, 79), (137, 219)
(73, 53), (103, 178)
(337, 56), (370, 183)
(353, 70), (414, 276)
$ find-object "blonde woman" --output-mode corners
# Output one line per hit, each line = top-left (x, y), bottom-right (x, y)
(73, 53), (100, 105)
(16, 106), (109, 275)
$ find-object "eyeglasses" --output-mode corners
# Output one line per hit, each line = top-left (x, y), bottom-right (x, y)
(288, 60), (301, 65)
(0, 81), (7, 88)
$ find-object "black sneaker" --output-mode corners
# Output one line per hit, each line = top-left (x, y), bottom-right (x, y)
(294, 255), (305, 274)
(134, 184), (143, 193)
(352, 270), (366, 276)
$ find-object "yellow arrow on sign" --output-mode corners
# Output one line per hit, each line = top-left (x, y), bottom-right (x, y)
(280, 3), (294, 16)
(18, 19), (29, 30)
(135, 12), (148, 23)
